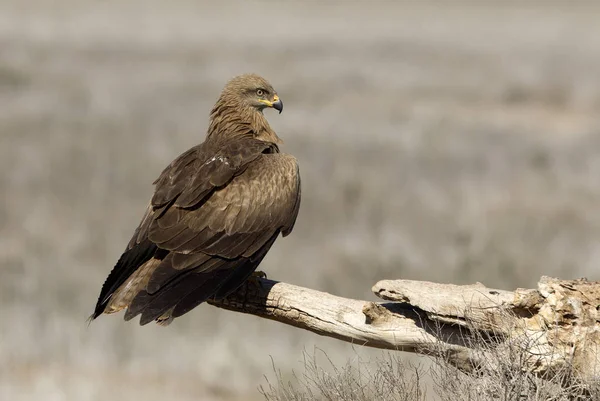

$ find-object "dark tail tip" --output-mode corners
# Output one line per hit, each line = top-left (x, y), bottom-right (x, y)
(85, 312), (98, 327)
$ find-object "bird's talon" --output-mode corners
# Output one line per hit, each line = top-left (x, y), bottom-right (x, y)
(246, 271), (267, 290)
(252, 270), (267, 279)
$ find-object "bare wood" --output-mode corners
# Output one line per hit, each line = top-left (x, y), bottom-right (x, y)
(209, 279), (466, 351)
(373, 279), (516, 328)
(209, 276), (600, 383)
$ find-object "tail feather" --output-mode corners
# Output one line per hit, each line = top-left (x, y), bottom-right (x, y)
(91, 231), (282, 325)
(91, 239), (158, 320)
(137, 267), (232, 325)
(105, 258), (161, 314)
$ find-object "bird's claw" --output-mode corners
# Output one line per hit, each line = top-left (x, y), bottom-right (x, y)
(252, 270), (267, 279)
(246, 270), (267, 290)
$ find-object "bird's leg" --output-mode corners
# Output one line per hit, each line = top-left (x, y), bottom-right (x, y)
(236, 271), (267, 307)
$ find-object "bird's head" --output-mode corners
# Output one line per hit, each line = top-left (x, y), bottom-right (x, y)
(208, 74), (284, 144)
(219, 73), (283, 114)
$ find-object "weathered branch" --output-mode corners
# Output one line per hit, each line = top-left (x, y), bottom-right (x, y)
(209, 276), (600, 383)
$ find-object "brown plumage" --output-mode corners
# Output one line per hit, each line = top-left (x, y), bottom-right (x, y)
(91, 74), (300, 326)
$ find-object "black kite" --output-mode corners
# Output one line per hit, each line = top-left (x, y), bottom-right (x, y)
(91, 74), (300, 326)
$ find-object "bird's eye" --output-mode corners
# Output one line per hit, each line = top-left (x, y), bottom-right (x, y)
(256, 89), (264, 97)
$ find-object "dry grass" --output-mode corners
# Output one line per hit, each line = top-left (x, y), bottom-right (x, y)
(261, 350), (426, 401)
(262, 319), (600, 401)
(2, 1), (600, 400)
(430, 322), (600, 401)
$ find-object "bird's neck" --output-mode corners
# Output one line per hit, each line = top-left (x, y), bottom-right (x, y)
(207, 104), (283, 144)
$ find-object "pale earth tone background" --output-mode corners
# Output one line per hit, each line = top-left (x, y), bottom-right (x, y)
(1, 1), (600, 400)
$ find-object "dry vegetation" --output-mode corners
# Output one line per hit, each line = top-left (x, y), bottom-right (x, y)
(261, 319), (600, 401)
(261, 350), (426, 401)
(2, 1), (600, 400)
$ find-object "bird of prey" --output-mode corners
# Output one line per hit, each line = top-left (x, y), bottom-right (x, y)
(90, 74), (300, 326)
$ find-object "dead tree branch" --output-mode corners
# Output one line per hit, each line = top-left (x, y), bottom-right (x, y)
(209, 276), (600, 383)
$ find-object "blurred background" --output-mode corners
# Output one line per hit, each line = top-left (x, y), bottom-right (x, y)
(1, 1), (600, 400)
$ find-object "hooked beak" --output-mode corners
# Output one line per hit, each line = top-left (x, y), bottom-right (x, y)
(259, 94), (284, 114)
(272, 94), (283, 114)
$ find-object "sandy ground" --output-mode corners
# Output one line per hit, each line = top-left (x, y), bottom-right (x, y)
(1, 1), (600, 400)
